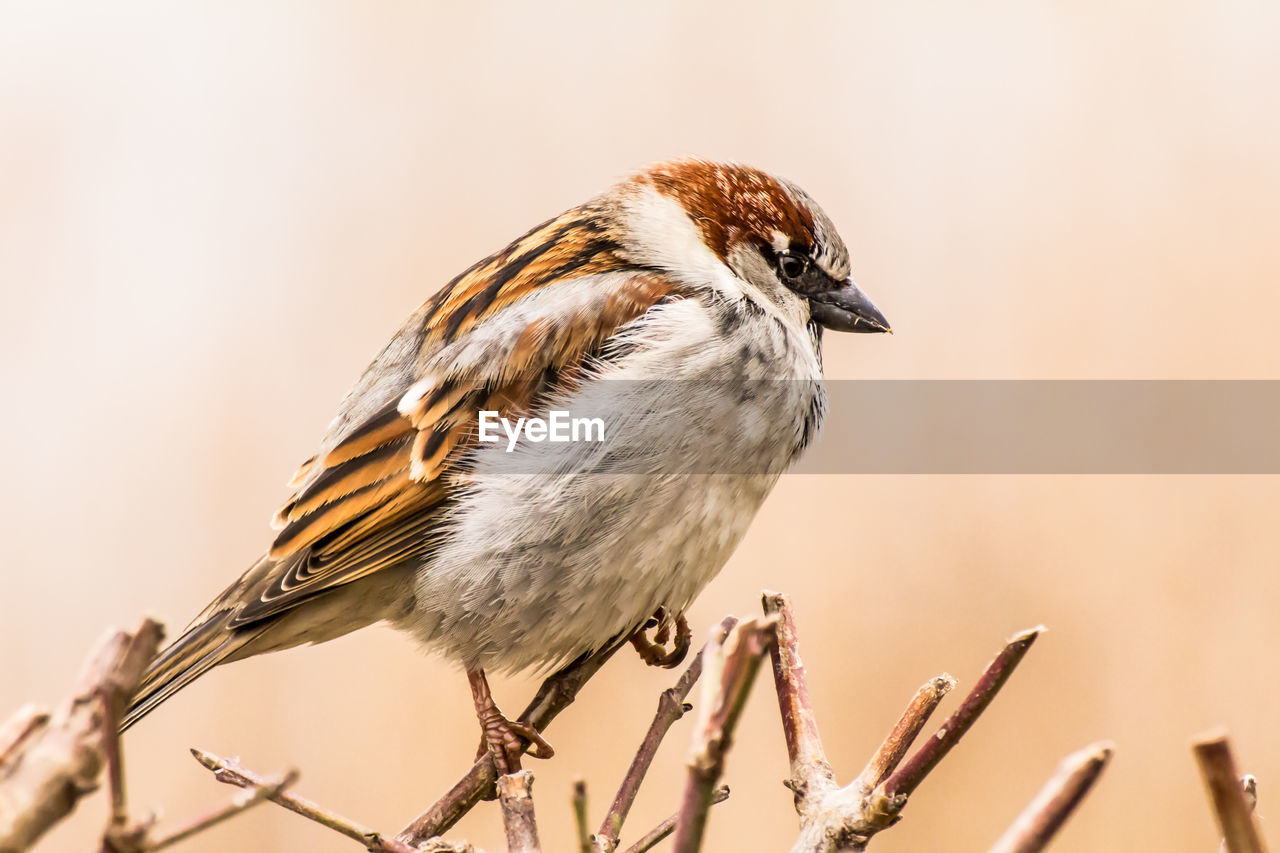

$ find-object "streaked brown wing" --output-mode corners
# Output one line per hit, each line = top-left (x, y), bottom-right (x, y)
(125, 202), (686, 730)
(227, 268), (681, 627)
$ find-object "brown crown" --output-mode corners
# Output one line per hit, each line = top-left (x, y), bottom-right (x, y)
(639, 159), (816, 263)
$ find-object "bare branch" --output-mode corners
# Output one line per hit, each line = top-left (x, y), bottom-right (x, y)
(0, 597), (1106, 853)
(397, 633), (632, 846)
(0, 705), (49, 767)
(191, 748), (420, 853)
(672, 617), (775, 853)
(856, 675), (955, 792)
(762, 591), (836, 811)
(573, 779), (591, 853)
(98, 685), (133, 849)
(882, 626), (1042, 800)
(595, 617), (738, 851)
(617, 786), (729, 853)
(0, 618), (163, 853)
(190, 618), (741, 853)
(145, 769), (298, 851)
(1193, 731), (1268, 853)
(987, 741), (1113, 853)
(496, 771), (540, 853)
(761, 595), (1046, 852)
(784, 676), (964, 851)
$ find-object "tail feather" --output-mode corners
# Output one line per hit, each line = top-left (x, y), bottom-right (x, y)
(121, 612), (252, 731)
(121, 548), (416, 731)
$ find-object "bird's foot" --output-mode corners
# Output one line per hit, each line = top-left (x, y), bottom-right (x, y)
(467, 667), (554, 775)
(629, 607), (692, 669)
(474, 712), (554, 774)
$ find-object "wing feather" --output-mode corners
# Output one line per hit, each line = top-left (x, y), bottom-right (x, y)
(127, 205), (683, 727)
(250, 268), (679, 620)
(197, 204), (680, 633)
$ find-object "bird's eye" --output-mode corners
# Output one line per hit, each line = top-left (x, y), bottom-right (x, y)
(778, 253), (808, 280)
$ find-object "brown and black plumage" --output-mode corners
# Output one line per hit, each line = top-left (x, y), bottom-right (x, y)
(122, 159), (889, 773)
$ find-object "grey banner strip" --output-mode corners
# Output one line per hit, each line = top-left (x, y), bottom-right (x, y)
(452, 381), (1280, 475)
(795, 380), (1280, 474)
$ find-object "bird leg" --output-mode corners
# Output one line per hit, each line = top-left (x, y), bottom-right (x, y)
(628, 607), (692, 669)
(467, 667), (554, 774)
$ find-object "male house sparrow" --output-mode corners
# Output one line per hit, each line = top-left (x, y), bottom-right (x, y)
(122, 159), (890, 772)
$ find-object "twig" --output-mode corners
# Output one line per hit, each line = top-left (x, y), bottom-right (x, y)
(145, 769), (299, 851)
(0, 705), (49, 767)
(191, 618), (740, 853)
(497, 772), (540, 853)
(0, 596), (1094, 853)
(762, 591), (836, 812)
(617, 786), (729, 853)
(573, 779), (591, 853)
(191, 748), (420, 853)
(98, 684), (144, 853)
(0, 619), (163, 853)
(855, 675), (955, 791)
(1193, 731), (1268, 853)
(99, 627), (168, 853)
(987, 741), (1114, 853)
(763, 593), (1045, 852)
(800, 673), (966, 848)
(765, 592), (953, 847)
(595, 617), (739, 851)
(672, 617), (776, 853)
(397, 633), (632, 846)
(765, 588), (954, 804)
(882, 626), (1042, 800)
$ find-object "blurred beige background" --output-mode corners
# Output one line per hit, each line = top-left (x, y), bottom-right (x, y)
(2, 2), (1279, 850)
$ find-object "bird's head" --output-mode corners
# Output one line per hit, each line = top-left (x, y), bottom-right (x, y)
(614, 158), (890, 334)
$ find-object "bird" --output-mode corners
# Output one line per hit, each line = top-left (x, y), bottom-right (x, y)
(121, 158), (891, 773)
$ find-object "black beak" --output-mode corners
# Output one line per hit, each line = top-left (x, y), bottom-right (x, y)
(808, 280), (891, 333)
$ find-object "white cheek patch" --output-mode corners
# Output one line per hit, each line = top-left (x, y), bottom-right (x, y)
(618, 186), (739, 295)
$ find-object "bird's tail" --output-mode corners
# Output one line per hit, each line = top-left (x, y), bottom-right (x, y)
(120, 551), (406, 731)
(120, 610), (253, 732)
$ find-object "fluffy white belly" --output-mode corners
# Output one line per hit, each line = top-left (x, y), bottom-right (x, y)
(400, 296), (824, 672)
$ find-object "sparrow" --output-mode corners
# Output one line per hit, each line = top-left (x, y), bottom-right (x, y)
(121, 158), (890, 772)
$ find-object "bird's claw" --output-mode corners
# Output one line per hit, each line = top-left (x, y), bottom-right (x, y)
(629, 607), (691, 669)
(475, 712), (554, 774)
